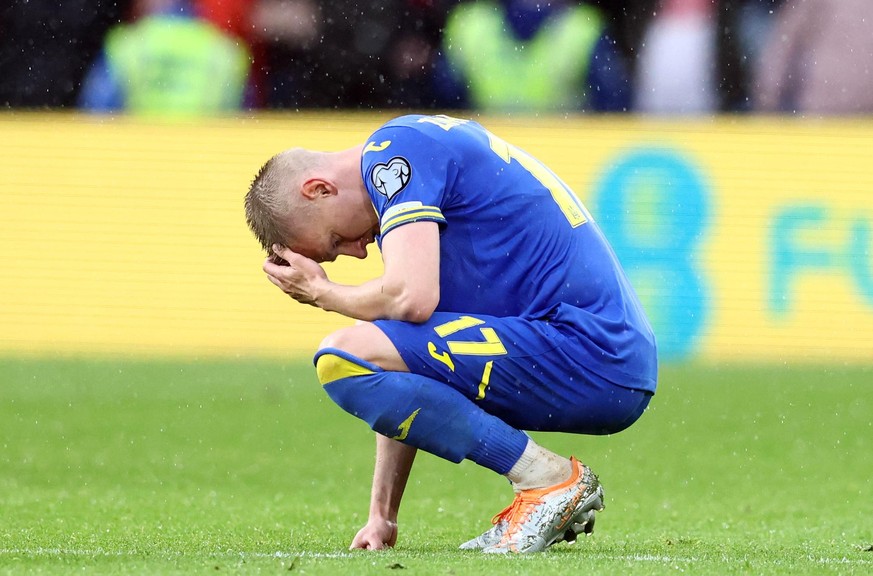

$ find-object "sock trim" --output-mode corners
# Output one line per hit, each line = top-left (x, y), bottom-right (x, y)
(313, 347), (384, 385)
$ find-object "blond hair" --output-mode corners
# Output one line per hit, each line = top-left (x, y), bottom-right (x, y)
(244, 148), (323, 252)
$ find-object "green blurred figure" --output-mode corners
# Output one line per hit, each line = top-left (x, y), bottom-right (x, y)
(79, 0), (251, 117)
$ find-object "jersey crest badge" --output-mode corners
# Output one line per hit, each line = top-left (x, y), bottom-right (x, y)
(371, 157), (411, 199)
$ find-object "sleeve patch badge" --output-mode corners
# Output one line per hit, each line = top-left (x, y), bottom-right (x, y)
(371, 156), (411, 199)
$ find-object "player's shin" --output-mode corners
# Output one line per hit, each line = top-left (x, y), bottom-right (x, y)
(315, 348), (528, 474)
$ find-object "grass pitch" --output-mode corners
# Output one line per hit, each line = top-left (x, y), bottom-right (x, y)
(1, 357), (871, 575)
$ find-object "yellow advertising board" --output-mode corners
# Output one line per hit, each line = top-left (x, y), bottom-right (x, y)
(1, 113), (871, 362)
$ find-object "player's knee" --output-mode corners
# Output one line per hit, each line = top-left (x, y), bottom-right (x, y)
(317, 327), (352, 356)
(317, 323), (407, 372)
(317, 325), (378, 363)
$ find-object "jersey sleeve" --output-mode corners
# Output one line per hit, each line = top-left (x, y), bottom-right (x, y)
(362, 124), (453, 238)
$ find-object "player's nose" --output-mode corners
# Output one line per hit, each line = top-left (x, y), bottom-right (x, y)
(340, 240), (368, 260)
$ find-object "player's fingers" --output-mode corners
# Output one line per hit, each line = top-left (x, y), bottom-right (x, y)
(350, 532), (389, 551)
(349, 536), (373, 550)
(272, 244), (316, 268)
(271, 243), (295, 261)
(265, 273), (282, 288)
(263, 258), (290, 276)
(265, 257), (307, 282)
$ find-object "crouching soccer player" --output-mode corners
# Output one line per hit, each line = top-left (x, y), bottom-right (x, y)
(244, 114), (657, 553)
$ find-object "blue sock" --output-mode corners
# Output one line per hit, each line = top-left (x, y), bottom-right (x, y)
(314, 348), (528, 474)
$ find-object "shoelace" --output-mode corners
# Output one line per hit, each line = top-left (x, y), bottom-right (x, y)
(490, 490), (544, 532)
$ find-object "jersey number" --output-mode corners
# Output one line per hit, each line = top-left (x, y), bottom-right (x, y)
(428, 316), (506, 401)
(487, 132), (591, 228)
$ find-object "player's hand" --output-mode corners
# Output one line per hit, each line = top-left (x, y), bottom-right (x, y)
(262, 244), (328, 306)
(349, 518), (398, 550)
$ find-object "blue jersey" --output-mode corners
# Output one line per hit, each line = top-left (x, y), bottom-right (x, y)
(361, 115), (656, 392)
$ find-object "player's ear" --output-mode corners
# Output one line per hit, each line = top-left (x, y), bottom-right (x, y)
(301, 177), (337, 200)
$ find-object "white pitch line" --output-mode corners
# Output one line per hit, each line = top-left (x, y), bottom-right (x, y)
(0, 549), (354, 560)
(1, 549), (869, 566)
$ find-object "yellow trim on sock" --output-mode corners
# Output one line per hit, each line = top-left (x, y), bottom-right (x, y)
(315, 353), (375, 385)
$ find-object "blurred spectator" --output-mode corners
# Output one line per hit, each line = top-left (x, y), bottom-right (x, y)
(250, 0), (448, 109)
(195, 0), (254, 38)
(717, 0), (783, 111)
(195, 0), (271, 107)
(435, 0), (631, 113)
(247, 0), (320, 108)
(78, 0), (251, 116)
(0, 0), (130, 108)
(634, 0), (718, 114)
(591, 0), (659, 74)
(752, 0), (873, 114)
